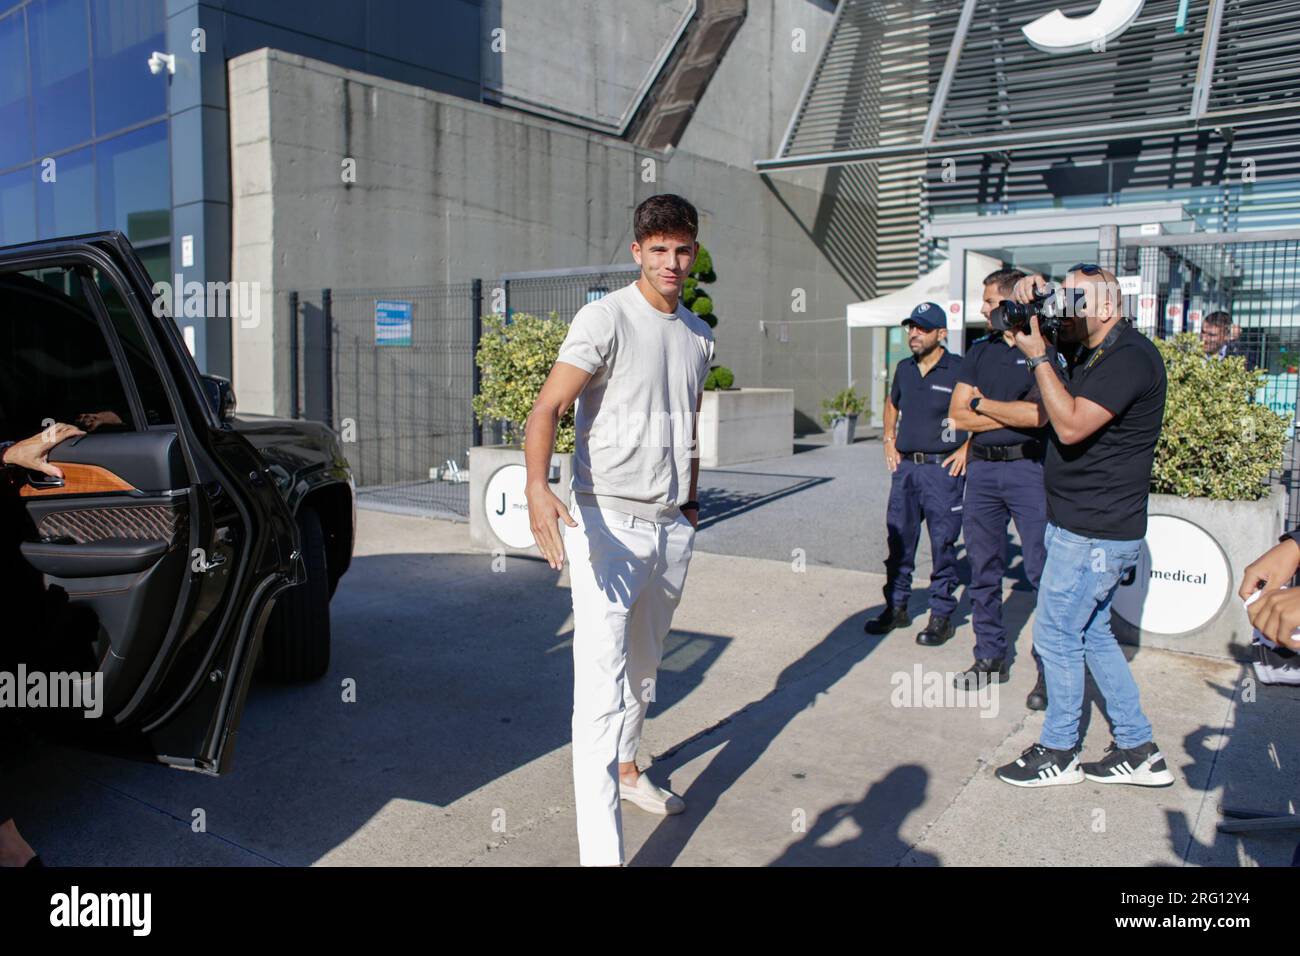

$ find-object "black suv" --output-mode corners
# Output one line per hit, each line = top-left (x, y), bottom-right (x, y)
(0, 231), (353, 775)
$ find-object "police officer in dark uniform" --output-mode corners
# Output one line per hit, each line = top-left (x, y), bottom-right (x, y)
(946, 269), (1064, 709)
(865, 302), (969, 641)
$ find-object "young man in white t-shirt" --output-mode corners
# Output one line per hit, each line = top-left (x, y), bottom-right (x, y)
(524, 194), (715, 867)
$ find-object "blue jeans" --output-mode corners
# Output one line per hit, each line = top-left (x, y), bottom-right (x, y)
(1034, 523), (1154, 751)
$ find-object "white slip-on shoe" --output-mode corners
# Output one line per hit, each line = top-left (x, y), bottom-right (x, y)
(619, 774), (685, 815)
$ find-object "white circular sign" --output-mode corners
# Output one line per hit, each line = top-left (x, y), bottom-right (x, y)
(484, 464), (536, 550)
(1112, 514), (1231, 636)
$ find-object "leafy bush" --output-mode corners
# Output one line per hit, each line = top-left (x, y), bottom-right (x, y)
(704, 366), (735, 390)
(820, 388), (867, 428)
(472, 311), (575, 453)
(682, 246), (718, 329)
(1151, 333), (1285, 500)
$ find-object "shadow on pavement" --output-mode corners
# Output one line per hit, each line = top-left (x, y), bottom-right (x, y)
(697, 473), (832, 531)
(1164, 671), (1300, 866)
(13, 549), (733, 865)
(629, 610), (891, 866)
(768, 764), (941, 866)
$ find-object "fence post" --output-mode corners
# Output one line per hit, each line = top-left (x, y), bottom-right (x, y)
(472, 279), (483, 448)
(322, 288), (334, 430)
(288, 291), (300, 419)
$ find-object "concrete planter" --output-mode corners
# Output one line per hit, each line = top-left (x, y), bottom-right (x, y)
(469, 445), (575, 556)
(1111, 486), (1286, 660)
(829, 414), (858, 446)
(697, 388), (794, 468)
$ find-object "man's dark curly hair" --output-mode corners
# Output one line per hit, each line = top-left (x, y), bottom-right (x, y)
(634, 194), (699, 244)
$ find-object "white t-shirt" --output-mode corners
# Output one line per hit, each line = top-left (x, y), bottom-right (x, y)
(556, 281), (715, 521)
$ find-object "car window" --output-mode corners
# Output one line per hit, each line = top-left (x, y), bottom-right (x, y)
(0, 265), (136, 440)
(92, 269), (175, 427)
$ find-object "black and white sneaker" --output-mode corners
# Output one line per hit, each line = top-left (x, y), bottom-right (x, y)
(995, 743), (1083, 788)
(1081, 741), (1175, 787)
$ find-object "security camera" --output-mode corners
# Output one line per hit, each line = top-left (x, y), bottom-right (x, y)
(148, 51), (175, 75)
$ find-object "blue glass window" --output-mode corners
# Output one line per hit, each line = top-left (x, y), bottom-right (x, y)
(0, 9), (32, 170)
(91, 0), (165, 134)
(36, 146), (94, 238)
(96, 121), (169, 242)
(0, 167), (36, 245)
(29, 0), (92, 156)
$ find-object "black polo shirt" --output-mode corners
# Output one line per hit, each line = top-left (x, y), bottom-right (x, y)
(889, 347), (966, 454)
(1044, 322), (1167, 541)
(957, 333), (1066, 448)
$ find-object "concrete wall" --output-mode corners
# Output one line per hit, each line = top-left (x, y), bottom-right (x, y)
(480, 0), (691, 129)
(229, 0), (874, 429)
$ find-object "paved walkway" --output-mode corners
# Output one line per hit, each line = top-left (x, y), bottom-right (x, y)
(12, 510), (1297, 866)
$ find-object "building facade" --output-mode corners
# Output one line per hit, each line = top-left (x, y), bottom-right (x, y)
(760, 0), (1300, 423)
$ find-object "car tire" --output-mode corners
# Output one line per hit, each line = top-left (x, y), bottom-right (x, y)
(262, 506), (331, 682)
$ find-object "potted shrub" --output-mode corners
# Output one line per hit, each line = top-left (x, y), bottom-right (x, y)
(683, 246), (718, 329)
(704, 365), (735, 390)
(697, 364), (794, 467)
(468, 312), (575, 555)
(821, 388), (867, 445)
(1110, 333), (1289, 658)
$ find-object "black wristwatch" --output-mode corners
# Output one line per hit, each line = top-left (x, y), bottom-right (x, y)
(681, 500), (700, 513)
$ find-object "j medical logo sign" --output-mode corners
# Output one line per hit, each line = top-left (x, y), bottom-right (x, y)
(1112, 515), (1232, 636)
(1022, 0), (1146, 54)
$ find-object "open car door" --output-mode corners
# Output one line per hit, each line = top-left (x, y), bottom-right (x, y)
(0, 231), (301, 774)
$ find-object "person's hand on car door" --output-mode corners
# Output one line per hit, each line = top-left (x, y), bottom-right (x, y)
(2, 423), (86, 478)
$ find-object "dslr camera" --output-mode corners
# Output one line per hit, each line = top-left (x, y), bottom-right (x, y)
(989, 283), (1084, 339)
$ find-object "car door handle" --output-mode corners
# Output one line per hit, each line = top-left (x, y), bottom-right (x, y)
(26, 472), (64, 490)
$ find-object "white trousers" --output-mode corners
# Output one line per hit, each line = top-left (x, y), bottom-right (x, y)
(565, 500), (696, 866)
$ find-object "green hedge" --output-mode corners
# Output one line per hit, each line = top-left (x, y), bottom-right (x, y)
(472, 311), (575, 453)
(1151, 333), (1285, 500)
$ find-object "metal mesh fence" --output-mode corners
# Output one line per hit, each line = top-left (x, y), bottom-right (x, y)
(323, 283), (479, 519)
(1121, 237), (1300, 524)
(503, 266), (642, 322)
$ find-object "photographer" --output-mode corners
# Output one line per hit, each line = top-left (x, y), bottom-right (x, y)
(946, 269), (1061, 709)
(993, 265), (1174, 789)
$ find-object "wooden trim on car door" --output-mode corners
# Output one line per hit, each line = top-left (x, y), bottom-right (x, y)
(18, 463), (137, 498)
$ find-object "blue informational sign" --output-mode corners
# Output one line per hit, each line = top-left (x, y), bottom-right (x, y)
(375, 300), (413, 346)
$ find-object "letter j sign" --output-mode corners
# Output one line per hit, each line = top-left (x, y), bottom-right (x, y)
(1022, 0), (1146, 54)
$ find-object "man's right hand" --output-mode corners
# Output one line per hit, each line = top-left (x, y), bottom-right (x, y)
(1238, 537), (1300, 601)
(526, 483), (578, 571)
(884, 440), (901, 472)
(1011, 273), (1049, 305)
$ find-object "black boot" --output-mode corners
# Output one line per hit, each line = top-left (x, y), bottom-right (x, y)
(915, 614), (954, 647)
(952, 657), (1010, 689)
(864, 605), (910, 635)
(1026, 671), (1048, 711)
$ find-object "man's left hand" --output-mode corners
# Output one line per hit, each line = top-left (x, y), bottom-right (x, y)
(1246, 586), (1300, 650)
(2, 423), (86, 477)
(942, 442), (969, 478)
(1012, 314), (1048, 361)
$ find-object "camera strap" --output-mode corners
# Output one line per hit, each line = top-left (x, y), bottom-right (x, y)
(1080, 320), (1129, 374)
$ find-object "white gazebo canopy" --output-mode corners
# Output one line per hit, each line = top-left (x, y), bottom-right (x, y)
(846, 252), (1004, 329)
